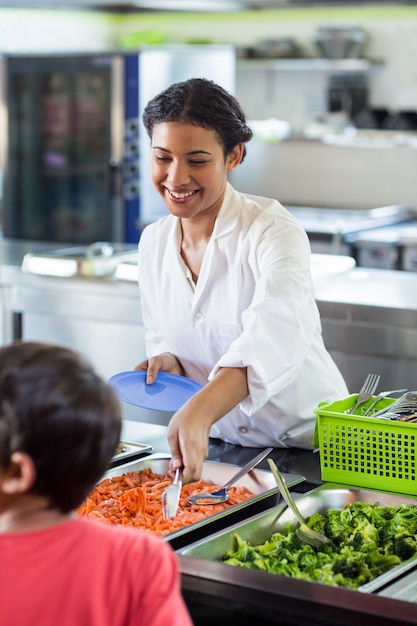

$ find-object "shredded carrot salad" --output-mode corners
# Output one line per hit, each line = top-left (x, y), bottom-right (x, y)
(77, 468), (254, 536)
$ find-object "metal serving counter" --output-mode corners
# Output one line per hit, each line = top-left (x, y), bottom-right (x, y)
(122, 420), (417, 626)
(0, 238), (415, 625)
(314, 267), (417, 393)
(1, 238), (417, 418)
(179, 554), (417, 626)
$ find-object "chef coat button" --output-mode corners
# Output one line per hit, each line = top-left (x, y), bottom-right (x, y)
(238, 426), (249, 434)
(195, 313), (204, 324)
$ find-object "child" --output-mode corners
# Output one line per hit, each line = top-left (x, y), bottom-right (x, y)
(0, 341), (193, 626)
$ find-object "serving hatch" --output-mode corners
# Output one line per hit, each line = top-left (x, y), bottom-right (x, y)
(91, 453), (305, 548)
(177, 483), (417, 594)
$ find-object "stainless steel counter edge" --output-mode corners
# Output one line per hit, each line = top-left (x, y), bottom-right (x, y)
(179, 553), (417, 626)
(314, 267), (417, 311)
(120, 420), (417, 625)
(3, 238), (417, 404)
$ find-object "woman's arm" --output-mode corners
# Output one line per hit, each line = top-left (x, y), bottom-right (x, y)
(167, 366), (249, 483)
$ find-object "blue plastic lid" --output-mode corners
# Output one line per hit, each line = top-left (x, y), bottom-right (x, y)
(108, 370), (203, 411)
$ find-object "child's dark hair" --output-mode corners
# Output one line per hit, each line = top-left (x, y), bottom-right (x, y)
(0, 341), (121, 513)
(142, 78), (253, 162)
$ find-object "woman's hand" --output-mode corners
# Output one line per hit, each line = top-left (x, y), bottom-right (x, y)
(167, 403), (211, 483)
(134, 353), (184, 384)
(167, 367), (249, 483)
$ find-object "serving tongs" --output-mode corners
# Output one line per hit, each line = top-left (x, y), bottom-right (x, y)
(162, 468), (183, 519)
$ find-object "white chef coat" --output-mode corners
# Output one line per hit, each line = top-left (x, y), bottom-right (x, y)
(137, 182), (348, 449)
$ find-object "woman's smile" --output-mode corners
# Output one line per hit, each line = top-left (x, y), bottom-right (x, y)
(165, 188), (200, 203)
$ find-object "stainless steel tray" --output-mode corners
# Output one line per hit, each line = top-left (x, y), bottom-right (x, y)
(177, 483), (417, 593)
(114, 260), (138, 282)
(21, 242), (138, 278)
(100, 453), (305, 544)
(110, 440), (153, 467)
(378, 568), (417, 602)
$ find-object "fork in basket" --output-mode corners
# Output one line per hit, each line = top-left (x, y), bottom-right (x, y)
(348, 373), (381, 414)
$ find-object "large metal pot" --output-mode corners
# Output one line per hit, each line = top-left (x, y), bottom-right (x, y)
(314, 25), (368, 59)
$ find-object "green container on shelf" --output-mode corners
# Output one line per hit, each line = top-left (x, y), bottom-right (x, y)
(314, 395), (417, 496)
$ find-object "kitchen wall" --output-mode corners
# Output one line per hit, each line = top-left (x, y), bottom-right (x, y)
(1, 5), (417, 214)
(0, 8), (113, 51)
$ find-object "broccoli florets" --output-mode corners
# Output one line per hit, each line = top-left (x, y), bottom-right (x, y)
(366, 551), (402, 577)
(393, 536), (417, 561)
(333, 555), (371, 587)
(323, 509), (355, 545)
(223, 533), (258, 563)
(380, 505), (417, 542)
(270, 529), (303, 553)
(307, 512), (328, 535)
(222, 501), (417, 590)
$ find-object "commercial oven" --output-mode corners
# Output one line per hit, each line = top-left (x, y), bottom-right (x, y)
(0, 52), (127, 243)
(0, 45), (235, 244)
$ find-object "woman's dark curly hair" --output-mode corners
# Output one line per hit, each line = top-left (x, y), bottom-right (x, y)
(142, 78), (253, 163)
(0, 341), (121, 513)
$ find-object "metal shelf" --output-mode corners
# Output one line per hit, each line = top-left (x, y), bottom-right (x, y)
(237, 58), (382, 72)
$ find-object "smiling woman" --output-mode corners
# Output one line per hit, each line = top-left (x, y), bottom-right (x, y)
(135, 77), (349, 485)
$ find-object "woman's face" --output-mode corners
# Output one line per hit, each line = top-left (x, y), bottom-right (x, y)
(150, 122), (242, 221)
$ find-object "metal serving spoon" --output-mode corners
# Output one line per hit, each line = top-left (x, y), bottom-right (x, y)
(188, 447), (273, 505)
(267, 458), (328, 549)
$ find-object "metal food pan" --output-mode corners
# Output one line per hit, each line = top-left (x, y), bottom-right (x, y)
(109, 441), (153, 468)
(177, 483), (417, 593)
(101, 453), (305, 546)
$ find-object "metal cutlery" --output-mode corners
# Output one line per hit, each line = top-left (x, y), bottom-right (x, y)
(267, 458), (328, 549)
(362, 388), (408, 416)
(162, 467), (183, 519)
(371, 391), (417, 420)
(348, 373), (380, 414)
(188, 447), (273, 505)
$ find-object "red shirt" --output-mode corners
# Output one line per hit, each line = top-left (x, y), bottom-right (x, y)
(0, 517), (193, 626)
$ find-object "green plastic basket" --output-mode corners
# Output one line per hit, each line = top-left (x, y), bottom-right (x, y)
(314, 394), (417, 496)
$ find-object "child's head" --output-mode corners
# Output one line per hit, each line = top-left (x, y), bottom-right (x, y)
(0, 342), (121, 513)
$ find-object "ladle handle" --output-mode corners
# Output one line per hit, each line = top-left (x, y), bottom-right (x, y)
(268, 458), (306, 527)
(222, 447), (273, 490)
